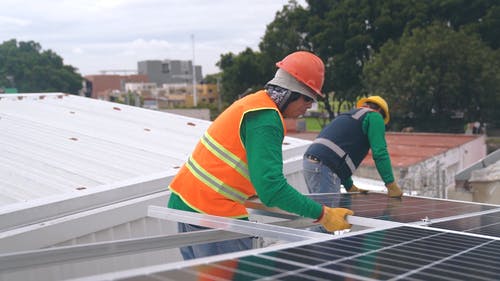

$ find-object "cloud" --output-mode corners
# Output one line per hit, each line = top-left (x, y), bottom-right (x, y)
(0, 16), (31, 27)
(1, 0), (307, 75)
(72, 47), (84, 54)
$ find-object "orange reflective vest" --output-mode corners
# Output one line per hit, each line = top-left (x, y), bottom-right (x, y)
(169, 91), (285, 218)
(196, 260), (238, 280)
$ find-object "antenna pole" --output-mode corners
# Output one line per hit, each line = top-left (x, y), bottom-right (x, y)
(191, 34), (197, 107)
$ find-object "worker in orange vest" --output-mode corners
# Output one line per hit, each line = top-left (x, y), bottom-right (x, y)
(168, 51), (354, 260)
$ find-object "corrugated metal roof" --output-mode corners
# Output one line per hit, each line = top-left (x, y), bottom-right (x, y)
(0, 93), (201, 207)
(0, 93), (312, 212)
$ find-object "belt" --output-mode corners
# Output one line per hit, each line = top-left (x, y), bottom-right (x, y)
(305, 154), (320, 162)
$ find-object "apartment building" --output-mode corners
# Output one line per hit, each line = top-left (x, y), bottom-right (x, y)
(83, 74), (149, 100)
(137, 59), (202, 86)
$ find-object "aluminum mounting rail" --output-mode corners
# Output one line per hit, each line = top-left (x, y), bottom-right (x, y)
(148, 206), (330, 242)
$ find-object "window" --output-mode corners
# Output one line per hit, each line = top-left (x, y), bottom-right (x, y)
(162, 63), (170, 73)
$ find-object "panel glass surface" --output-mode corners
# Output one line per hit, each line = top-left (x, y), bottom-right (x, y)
(308, 193), (499, 223)
(124, 226), (500, 281)
(429, 210), (500, 238)
(115, 195), (500, 281)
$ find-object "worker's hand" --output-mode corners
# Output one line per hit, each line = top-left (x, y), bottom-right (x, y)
(386, 182), (403, 198)
(349, 184), (368, 194)
(316, 206), (353, 232)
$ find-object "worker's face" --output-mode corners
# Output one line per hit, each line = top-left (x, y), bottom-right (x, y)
(283, 95), (314, 118)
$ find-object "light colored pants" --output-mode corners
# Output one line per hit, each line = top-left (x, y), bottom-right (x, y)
(178, 222), (253, 260)
(303, 156), (342, 194)
(303, 156), (342, 233)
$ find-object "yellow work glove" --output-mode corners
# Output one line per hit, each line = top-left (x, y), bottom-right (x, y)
(349, 184), (368, 194)
(315, 206), (353, 232)
(386, 182), (403, 198)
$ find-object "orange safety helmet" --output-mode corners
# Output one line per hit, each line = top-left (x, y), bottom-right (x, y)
(275, 51), (325, 98)
(357, 95), (390, 124)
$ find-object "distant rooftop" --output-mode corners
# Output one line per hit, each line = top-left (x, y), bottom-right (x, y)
(288, 131), (481, 168)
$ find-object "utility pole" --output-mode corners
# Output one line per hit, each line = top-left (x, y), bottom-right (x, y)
(217, 76), (221, 112)
(191, 34), (197, 107)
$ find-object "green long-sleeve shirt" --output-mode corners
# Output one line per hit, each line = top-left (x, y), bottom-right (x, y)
(343, 111), (394, 188)
(168, 109), (323, 220)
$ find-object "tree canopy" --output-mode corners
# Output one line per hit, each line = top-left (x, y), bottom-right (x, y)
(215, 0), (500, 131)
(0, 39), (83, 94)
(363, 23), (500, 132)
(216, 48), (266, 103)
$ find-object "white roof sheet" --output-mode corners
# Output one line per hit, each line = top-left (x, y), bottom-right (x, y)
(0, 93), (311, 216)
(0, 93), (206, 205)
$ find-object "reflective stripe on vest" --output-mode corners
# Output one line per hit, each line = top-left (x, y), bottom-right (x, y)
(201, 132), (250, 181)
(185, 134), (249, 203)
(311, 107), (371, 175)
(313, 138), (357, 174)
(352, 107), (371, 120)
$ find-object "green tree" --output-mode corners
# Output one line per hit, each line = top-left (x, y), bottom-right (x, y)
(216, 48), (266, 103)
(216, 0), (500, 127)
(363, 23), (500, 132)
(308, 0), (499, 116)
(257, 0), (344, 121)
(216, 1), (307, 104)
(203, 73), (221, 84)
(258, 0), (312, 77)
(0, 39), (82, 94)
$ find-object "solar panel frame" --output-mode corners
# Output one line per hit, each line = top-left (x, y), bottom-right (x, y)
(150, 226), (500, 281)
(68, 194), (500, 281)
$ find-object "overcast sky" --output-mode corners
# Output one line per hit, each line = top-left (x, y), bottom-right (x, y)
(0, 0), (308, 77)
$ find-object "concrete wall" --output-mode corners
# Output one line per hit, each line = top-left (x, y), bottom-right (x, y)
(452, 160), (500, 204)
(469, 181), (500, 204)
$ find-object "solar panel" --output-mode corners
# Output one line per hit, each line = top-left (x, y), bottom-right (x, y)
(81, 193), (500, 280)
(429, 210), (500, 238)
(310, 193), (498, 224)
(114, 226), (500, 281)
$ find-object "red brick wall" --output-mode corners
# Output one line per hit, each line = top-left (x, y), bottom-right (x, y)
(85, 75), (148, 99)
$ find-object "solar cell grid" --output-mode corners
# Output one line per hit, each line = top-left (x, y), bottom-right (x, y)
(429, 210), (500, 237)
(110, 194), (500, 281)
(400, 240), (500, 281)
(309, 193), (499, 224)
(273, 269), (352, 281)
(140, 226), (499, 281)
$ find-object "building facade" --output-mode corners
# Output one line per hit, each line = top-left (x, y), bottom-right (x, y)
(138, 59), (202, 86)
(83, 74), (149, 100)
(124, 82), (220, 111)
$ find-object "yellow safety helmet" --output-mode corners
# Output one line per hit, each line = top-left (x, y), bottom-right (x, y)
(356, 95), (390, 124)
